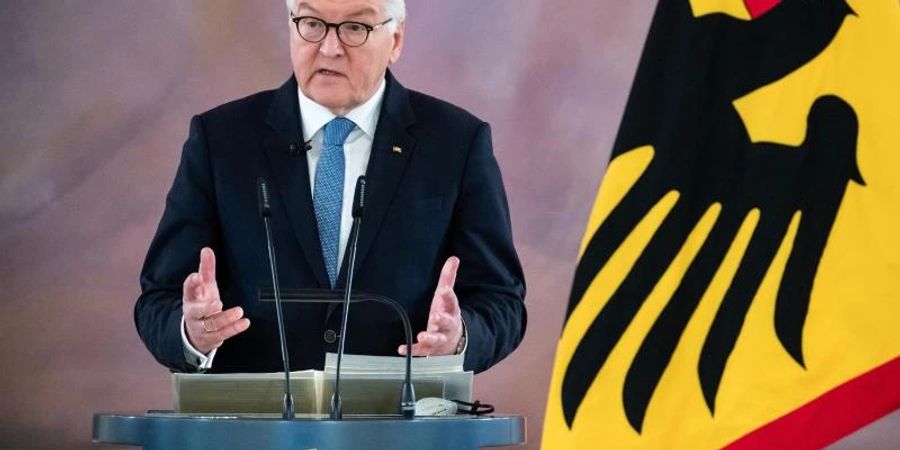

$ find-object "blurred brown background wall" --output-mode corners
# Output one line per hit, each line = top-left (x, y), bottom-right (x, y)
(0, 1), (894, 449)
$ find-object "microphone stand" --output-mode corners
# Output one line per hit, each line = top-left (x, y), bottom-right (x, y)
(330, 210), (361, 419)
(331, 175), (365, 420)
(257, 177), (294, 420)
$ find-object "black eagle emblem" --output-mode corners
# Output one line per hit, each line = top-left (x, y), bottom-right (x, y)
(561, 0), (860, 432)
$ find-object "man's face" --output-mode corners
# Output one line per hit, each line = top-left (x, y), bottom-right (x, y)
(289, 0), (404, 116)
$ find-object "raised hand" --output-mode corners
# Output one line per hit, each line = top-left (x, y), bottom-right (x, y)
(183, 247), (250, 354)
(398, 256), (464, 357)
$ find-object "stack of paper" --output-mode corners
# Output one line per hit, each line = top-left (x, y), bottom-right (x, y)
(172, 354), (472, 416)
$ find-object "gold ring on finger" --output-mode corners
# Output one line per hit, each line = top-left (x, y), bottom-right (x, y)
(201, 317), (214, 333)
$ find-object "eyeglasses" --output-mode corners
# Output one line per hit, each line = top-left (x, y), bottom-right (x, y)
(291, 15), (394, 47)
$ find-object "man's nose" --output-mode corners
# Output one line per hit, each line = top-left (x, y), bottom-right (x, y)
(319, 28), (345, 57)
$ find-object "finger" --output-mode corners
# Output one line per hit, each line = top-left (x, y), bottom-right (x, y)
(199, 306), (244, 331)
(207, 317), (251, 343)
(426, 313), (446, 332)
(417, 331), (449, 348)
(427, 313), (457, 333)
(408, 337), (448, 356)
(400, 342), (432, 356)
(430, 284), (461, 317)
(184, 273), (216, 318)
(183, 273), (201, 300)
(183, 272), (219, 302)
(408, 343), (431, 356)
(184, 295), (223, 320)
(189, 315), (249, 355)
(186, 303), (222, 321)
(437, 256), (460, 290)
(199, 247), (216, 284)
(398, 334), (443, 357)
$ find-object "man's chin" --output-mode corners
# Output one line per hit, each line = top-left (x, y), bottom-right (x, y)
(310, 94), (354, 115)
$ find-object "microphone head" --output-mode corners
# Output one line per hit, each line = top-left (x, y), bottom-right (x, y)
(257, 177), (272, 218)
(352, 176), (367, 219)
(288, 141), (311, 157)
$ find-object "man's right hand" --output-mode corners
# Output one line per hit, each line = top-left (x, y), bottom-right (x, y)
(183, 247), (250, 354)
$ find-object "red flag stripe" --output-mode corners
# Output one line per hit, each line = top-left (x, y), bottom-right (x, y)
(744, 0), (781, 19)
(724, 356), (900, 450)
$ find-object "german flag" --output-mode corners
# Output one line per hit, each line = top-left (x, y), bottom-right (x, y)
(543, 0), (900, 448)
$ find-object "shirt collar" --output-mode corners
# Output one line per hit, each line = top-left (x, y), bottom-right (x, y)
(297, 79), (386, 141)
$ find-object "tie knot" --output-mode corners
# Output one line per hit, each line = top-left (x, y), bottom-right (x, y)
(323, 117), (356, 147)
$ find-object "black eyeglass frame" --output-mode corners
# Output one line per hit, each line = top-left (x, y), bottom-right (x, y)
(291, 15), (394, 47)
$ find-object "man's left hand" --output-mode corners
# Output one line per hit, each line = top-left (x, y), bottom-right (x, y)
(398, 256), (464, 356)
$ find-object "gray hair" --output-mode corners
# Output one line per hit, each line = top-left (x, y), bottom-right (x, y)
(285, 0), (406, 30)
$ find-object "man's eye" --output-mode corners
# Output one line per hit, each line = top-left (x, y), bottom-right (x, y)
(343, 23), (366, 33)
(302, 19), (324, 29)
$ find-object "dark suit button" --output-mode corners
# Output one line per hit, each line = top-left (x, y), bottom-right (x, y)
(323, 329), (337, 344)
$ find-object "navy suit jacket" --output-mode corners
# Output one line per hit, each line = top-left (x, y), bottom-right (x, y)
(135, 73), (526, 374)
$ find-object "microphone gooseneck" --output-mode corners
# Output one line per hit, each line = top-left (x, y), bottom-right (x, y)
(257, 290), (417, 418)
(257, 177), (294, 421)
(331, 176), (367, 420)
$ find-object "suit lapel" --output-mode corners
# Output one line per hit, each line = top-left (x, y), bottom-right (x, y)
(332, 71), (417, 304)
(262, 77), (330, 288)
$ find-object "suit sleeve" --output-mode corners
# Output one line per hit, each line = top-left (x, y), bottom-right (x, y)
(134, 115), (221, 372)
(452, 122), (527, 373)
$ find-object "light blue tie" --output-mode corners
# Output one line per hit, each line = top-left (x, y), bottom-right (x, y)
(314, 117), (356, 288)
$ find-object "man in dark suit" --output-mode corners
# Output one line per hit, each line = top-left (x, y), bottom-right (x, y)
(135, 0), (526, 374)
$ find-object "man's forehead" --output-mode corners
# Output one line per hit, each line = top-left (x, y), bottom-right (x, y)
(295, 0), (382, 18)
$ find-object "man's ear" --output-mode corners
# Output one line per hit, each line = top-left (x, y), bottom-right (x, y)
(389, 20), (405, 64)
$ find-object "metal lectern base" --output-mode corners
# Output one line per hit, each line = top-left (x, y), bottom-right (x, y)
(93, 412), (526, 449)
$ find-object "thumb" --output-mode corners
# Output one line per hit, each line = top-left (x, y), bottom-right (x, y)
(437, 256), (459, 291)
(199, 247), (216, 284)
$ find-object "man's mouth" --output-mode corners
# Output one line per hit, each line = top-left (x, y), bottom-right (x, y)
(317, 69), (343, 77)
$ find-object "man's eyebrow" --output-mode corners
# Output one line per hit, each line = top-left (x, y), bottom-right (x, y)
(295, 2), (321, 15)
(295, 2), (379, 20)
(344, 7), (379, 19)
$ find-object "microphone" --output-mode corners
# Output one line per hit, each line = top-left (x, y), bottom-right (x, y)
(288, 140), (313, 157)
(331, 176), (366, 420)
(257, 177), (294, 420)
(352, 175), (366, 219)
(257, 177), (272, 218)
